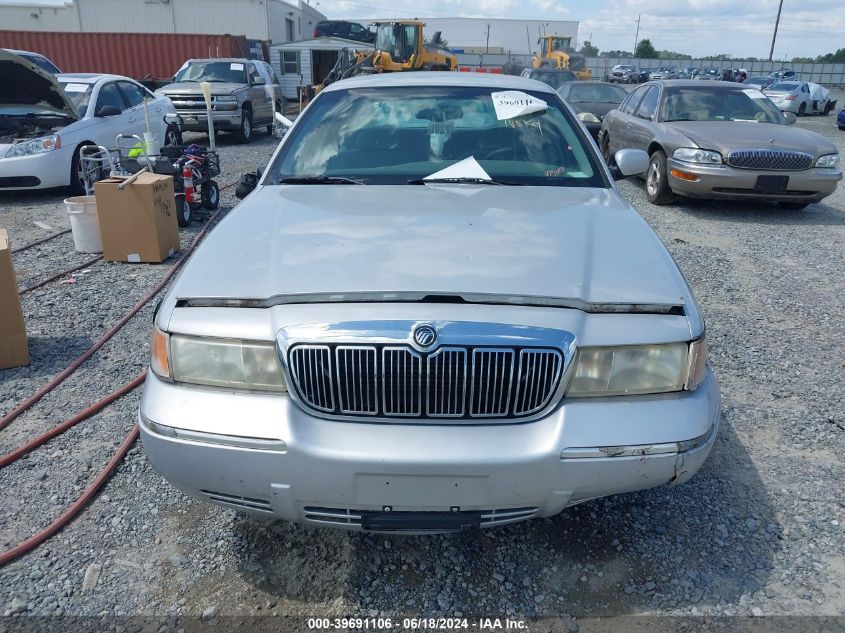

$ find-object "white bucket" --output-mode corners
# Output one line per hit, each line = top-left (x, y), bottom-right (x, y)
(64, 196), (103, 253)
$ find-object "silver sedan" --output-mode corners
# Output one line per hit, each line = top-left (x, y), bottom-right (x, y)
(140, 72), (720, 533)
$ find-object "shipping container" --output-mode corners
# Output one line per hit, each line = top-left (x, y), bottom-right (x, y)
(0, 30), (266, 82)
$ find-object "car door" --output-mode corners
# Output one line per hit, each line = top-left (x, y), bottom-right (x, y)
(247, 62), (271, 124)
(608, 85), (648, 152)
(262, 62), (283, 112)
(117, 80), (154, 138)
(627, 85), (661, 150)
(91, 81), (133, 145)
(800, 83), (812, 111)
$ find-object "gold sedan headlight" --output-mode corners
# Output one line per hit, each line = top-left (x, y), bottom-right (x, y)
(150, 329), (287, 392)
(566, 340), (706, 397)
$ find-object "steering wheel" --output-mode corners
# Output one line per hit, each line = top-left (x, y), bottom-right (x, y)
(480, 147), (516, 161)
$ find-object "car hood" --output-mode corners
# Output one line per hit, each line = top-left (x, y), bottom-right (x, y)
(172, 185), (692, 311)
(157, 82), (244, 96)
(666, 121), (836, 156)
(0, 49), (79, 120)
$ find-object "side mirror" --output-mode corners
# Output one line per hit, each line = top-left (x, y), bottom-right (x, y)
(253, 77), (266, 86)
(164, 113), (183, 126)
(783, 112), (797, 125)
(95, 105), (121, 118)
(611, 149), (649, 180)
(235, 168), (263, 200)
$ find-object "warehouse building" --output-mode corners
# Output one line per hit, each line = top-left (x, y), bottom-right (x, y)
(0, 0), (326, 45)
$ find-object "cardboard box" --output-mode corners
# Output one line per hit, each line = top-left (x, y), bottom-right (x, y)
(0, 229), (30, 369)
(94, 173), (180, 263)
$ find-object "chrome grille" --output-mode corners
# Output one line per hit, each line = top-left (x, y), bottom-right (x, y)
(303, 506), (538, 528)
(726, 149), (813, 171)
(513, 349), (564, 415)
(336, 346), (378, 415)
(289, 346), (334, 412)
(287, 344), (563, 420)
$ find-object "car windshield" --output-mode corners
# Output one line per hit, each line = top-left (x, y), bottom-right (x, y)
(58, 80), (94, 116)
(269, 85), (604, 187)
(662, 87), (785, 123)
(174, 61), (247, 83)
(769, 83), (798, 91)
(563, 83), (628, 103)
(529, 71), (576, 89)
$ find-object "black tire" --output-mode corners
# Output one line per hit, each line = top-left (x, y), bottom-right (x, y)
(798, 102), (806, 116)
(68, 146), (87, 195)
(165, 124), (182, 146)
(201, 180), (220, 210)
(175, 194), (193, 227)
(645, 150), (676, 205)
(822, 102), (832, 116)
(236, 109), (253, 144)
(777, 201), (810, 210)
(839, 125), (845, 131)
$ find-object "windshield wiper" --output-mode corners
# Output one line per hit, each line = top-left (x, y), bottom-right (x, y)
(278, 176), (363, 185)
(408, 177), (521, 186)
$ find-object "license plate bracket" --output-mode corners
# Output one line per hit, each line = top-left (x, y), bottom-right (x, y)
(754, 175), (789, 193)
(361, 511), (481, 532)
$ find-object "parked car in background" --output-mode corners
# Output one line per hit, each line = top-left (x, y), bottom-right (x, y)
(1, 48), (61, 74)
(314, 20), (375, 43)
(649, 66), (678, 80)
(696, 68), (720, 81)
(140, 72), (720, 533)
(609, 64), (639, 83)
(838, 104), (845, 130)
(763, 81), (837, 116)
(679, 67), (699, 79)
(599, 81), (841, 209)
(743, 75), (775, 90)
(636, 68), (651, 83)
(519, 67), (577, 90)
(770, 69), (797, 81)
(156, 58), (283, 144)
(557, 81), (628, 139)
(0, 51), (179, 193)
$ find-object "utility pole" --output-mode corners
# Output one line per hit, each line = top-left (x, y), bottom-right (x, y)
(633, 14), (641, 54)
(486, 23), (491, 54)
(768, 0), (783, 61)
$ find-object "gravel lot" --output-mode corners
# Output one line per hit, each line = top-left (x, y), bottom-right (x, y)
(1, 92), (843, 629)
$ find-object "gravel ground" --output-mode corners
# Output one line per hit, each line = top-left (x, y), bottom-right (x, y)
(0, 95), (843, 629)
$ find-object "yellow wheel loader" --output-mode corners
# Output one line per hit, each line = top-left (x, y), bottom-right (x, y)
(321, 20), (457, 89)
(532, 35), (592, 81)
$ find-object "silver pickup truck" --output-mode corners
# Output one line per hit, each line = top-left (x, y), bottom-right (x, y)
(156, 58), (283, 144)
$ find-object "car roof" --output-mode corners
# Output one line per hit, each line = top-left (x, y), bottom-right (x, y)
(648, 80), (749, 89)
(57, 73), (134, 83)
(185, 58), (251, 63)
(323, 71), (558, 94)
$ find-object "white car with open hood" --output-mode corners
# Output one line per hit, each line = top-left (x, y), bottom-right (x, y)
(140, 72), (720, 533)
(0, 49), (178, 193)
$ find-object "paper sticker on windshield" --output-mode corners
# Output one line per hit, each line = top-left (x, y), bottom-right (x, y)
(230, 63), (245, 71)
(62, 83), (88, 93)
(742, 88), (766, 99)
(491, 91), (548, 120)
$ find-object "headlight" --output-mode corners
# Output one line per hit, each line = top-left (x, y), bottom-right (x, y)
(673, 147), (722, 165)
(816, 153), (840, 168)
(150, 329), (287, 392)
(566, 342), (689, 397)
(5, 134), (61, 158)
(578, 112), (601, 123)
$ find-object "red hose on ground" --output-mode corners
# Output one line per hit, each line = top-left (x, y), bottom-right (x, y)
(0, 205), (225, 432)
(19, 255), (103, 295)
(0, 372), (145, 470)
(0, 425), (140, 566)
(11, 229), (72, 254)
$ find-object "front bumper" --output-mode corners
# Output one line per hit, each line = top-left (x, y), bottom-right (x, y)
(175, 109), (242, 132)
(139, 369), (721, 531)
(667, 158), (842, 202)
(0, 146), (72, 190)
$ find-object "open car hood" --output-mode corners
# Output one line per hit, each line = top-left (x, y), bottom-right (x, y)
(0, 49), (79, 119)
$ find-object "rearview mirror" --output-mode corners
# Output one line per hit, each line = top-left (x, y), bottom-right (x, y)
(235, 168), (263, 200)
(611, 149), (649, 180)
(783, 112), (797, 125)
(164, 113), (183, 126)
(95, 105), (121, 118)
